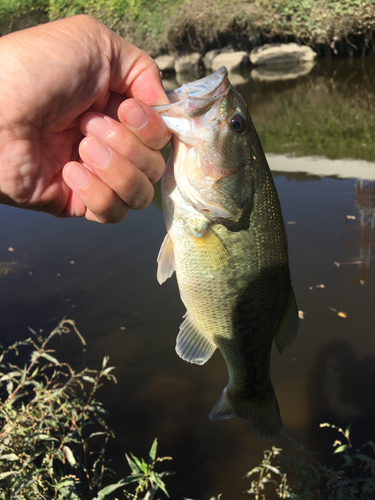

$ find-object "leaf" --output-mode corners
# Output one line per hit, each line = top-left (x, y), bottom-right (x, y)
(334, 444), (351, 454)
(355, 453), (375, 465)
(41, 352), (60, 365)
(82, 376), (96, 384)
(37, 434), (58, 441)
(263, 464), (283, 476)
(125, 454), (138, 474)
(0, 453), (18, 461)
(89, 432), (107, 439)
(63, 445), (76, 466)
(56, 478), (80, 500)
(0, 470), (19, 480)
(149, 438), (158, 464)
(154, 476), (170, 497)
(129, 452), (147, 473)
(341, 454), (353, 468)
(0, 371), (21, 382)
(344, 424), (352, 438)
(102, 366), (116, 376)
(94, 476), (143, 499)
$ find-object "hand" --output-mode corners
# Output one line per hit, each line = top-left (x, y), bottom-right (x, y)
(0, 15), (171, 223)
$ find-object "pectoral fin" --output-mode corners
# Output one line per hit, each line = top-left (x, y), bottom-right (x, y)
(157, 233), (175, 284)
(274, 290), (299, 355)
(176, 312), (217, 365)
(193, 227), (231, 270)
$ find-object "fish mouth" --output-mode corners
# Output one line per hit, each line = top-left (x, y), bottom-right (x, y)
(154, 67), (229, 118)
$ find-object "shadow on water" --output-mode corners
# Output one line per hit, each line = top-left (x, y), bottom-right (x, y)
(307, 339), (375, 450)
(1, 57), (375, 499)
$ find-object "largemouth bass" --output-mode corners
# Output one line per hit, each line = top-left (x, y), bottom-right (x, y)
(155, 67), (298, 440)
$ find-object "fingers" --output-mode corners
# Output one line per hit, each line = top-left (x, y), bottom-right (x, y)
(118, 99), (171, 152)
(62, 98), (171, 223)
(81, 99), (170, 182)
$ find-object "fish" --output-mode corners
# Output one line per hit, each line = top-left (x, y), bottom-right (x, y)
(154, 67), (299, 440)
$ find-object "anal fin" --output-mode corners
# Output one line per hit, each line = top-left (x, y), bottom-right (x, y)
(176, 312), (216, 365)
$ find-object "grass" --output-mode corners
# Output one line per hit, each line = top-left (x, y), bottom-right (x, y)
(1, 0), (374, 56)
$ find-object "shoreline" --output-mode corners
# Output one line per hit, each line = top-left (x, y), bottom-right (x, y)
(1, 1), (375, 59)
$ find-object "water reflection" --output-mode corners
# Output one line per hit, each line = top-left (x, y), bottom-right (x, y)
(1, 58), (375, 499)
(337, 180), (375, 287)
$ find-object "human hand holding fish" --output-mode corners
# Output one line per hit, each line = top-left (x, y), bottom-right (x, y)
(0, 15), (171, 222)
(154, 68), (299, 440)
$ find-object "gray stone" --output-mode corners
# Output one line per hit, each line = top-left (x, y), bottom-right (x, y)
(211, 51), (250, 72)
(175, 53), (202, 74)
(203, 49), (221, 71)
(154, 54), (175, 73)
(250, 43), (317, 66)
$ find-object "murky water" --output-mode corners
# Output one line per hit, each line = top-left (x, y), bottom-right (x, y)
(1, 57), (374, 499)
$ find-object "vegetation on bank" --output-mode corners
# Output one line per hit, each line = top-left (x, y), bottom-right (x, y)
(1, 0), (375, 56)
(1, 320), (375, 499)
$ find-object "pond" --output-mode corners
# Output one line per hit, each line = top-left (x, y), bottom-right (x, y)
(1, 56), (374, 499)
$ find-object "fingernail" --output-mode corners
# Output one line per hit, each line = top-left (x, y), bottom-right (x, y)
(84, 137), (112, 167)
(82, 113), (111, 139)
(121, 100), (149, 130)
(66, 163), (90, 187)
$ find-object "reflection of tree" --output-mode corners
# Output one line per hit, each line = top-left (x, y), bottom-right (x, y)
(337, 180), (375, 287)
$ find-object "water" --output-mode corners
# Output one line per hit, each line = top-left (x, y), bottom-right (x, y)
(1, 57), (374, 499)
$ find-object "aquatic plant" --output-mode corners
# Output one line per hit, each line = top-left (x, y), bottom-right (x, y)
(0, 319), (171, 500)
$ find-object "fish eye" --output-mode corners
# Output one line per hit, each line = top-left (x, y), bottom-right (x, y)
(229, 114), (246, 134)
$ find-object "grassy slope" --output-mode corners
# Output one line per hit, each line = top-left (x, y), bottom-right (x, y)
(1, 0), (375, 56)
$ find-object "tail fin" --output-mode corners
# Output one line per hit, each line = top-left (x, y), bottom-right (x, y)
(209, 386), (283, 441)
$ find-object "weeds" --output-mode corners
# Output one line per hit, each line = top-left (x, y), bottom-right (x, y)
(0, 319), (171, 500)
(246, 423), (375, 499)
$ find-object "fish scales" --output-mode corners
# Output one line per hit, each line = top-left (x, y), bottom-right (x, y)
(154, 67), (299, 440)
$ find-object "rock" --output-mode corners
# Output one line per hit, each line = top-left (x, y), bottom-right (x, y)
(203, 49), (221, 71)
(154, 54), (175, 74)
(175, 53), (202, 74)
(211, 51), (250, 72)
(250, 43), (317, 66)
